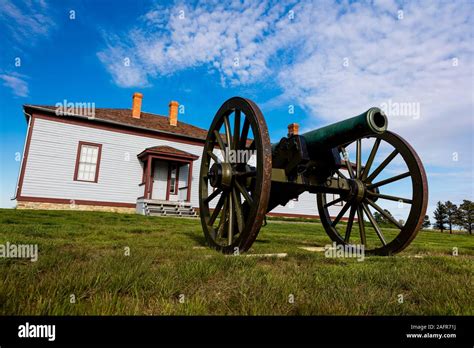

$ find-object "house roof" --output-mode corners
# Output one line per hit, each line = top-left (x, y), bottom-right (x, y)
(23, 105), (211, 142)
(137, 145), (199, 161)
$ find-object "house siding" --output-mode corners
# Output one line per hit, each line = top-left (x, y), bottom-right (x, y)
(18, 115), (345, 218)
(20, 117), (204, 206)
(270, 191), (344, 218)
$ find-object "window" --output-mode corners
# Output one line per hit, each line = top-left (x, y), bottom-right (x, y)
(169, 164), (178, 195)
(74, 142), (102, 182)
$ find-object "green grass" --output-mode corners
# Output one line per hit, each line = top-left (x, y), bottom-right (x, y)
(0, 209), (472, 315)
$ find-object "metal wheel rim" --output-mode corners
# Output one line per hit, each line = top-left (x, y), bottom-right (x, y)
(199, 97), (272, 253)
(317, 131), (428, 255)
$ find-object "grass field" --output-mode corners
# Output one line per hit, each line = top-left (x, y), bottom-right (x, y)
(0, 209), (472, 315)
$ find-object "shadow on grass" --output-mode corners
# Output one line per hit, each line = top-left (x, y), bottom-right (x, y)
(182, 231), (208, 246)
(254, 239), (271, 244)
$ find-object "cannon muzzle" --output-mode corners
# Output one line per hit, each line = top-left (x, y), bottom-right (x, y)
(302, 107), (387, 154)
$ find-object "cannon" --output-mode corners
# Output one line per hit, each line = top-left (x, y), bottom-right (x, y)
(199, 97), (428, 255)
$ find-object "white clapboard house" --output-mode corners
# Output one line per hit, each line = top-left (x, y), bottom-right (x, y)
(14, 93), (344, 217)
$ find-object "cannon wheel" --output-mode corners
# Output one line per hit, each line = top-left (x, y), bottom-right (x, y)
(317, 131), (428, 255)
(199, 97), (272, 254)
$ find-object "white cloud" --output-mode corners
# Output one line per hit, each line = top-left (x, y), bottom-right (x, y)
(97, 38), (151, 88)
(0, 0), (55, 43)
(98, 0), (473, 171)
(0, 72), (29, 97)
(273, 1), (473, 170)
(98, 1), (292, 87)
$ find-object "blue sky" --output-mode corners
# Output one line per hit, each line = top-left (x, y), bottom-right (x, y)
(0, 0), (473, 221)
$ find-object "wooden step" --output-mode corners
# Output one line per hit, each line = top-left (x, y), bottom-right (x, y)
(144, 201), (197, 217)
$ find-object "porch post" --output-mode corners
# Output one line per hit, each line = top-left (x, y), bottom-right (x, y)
(145, 156), (152, 199)
(186, 161), (193, 202)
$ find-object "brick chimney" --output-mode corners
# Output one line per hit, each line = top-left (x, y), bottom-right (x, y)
(132, 92), (143, 119)
(168, 101), (179, 126)
(287, 123), (299, 137)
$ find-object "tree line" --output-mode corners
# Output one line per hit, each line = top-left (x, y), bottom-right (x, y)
(429, 200), (473, 234)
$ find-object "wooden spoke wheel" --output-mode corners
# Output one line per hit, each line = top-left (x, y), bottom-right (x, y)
(317, 131), (428, 255)
(199, 97), (272, 254)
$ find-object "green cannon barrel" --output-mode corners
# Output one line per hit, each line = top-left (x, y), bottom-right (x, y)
(301, 107), (388, 153)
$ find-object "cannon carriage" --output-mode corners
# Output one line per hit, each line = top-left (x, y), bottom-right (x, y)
(199, 97), (428, 255)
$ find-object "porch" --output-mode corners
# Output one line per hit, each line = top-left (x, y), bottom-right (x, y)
(136, 145), (199, 216)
